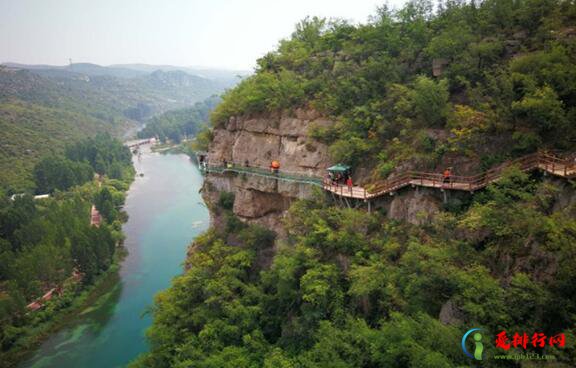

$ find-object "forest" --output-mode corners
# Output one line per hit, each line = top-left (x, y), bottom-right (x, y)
(0, 134), (133, 363)
(137, 95), (220, 143)
(133, 0), (576, 367)
(211, 0), (576, 178)
(133, 169), (576, 367)
(0, 64), (226, 192)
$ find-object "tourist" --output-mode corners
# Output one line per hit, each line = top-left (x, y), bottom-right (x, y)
(270, 160), (280, 174)
(443, 167), (452, 184)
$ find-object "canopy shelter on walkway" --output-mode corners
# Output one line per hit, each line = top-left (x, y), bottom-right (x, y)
(323, 151), (576, 200)
(327, 164), (351, 185)
(327, 164), (351, 173)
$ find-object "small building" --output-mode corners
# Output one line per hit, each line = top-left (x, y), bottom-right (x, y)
(26, 301), (43, 311)
(432, 58), (449, 77)
(90, 205), (101, 227)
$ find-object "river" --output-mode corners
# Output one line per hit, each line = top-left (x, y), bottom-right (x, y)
(20, 146), (209, 368)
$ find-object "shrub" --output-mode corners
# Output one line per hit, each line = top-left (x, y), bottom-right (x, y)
(218, 192), (235, 210)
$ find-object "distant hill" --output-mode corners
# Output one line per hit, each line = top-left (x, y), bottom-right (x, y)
(3, 62), (248, 87)
(3, 62), (229, 114)
(137, 95), (220, 142)
(0, 98), (122, 191)
(0, 68), (133, 190)
(0, 63), (236, 191)
(5, 62), (146, 78)
(110, 63), (249, 84)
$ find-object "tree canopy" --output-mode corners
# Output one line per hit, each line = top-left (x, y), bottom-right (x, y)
(211, 0), (576, 178)
(133, 169), (576, 367)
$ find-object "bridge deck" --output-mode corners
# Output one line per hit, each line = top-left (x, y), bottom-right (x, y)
(201, 151), (576, 201)
(202, 163), (323, 185)
(323, 152), (576, 199)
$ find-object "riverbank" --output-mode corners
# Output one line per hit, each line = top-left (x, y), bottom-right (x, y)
(150, 139), (190, 154)
(17, 146), (209, 368)
(1, 144), (136, 367)
(3, 247), (127, 368)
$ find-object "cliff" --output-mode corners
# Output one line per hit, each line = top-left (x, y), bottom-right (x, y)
(202, 109), (466, 232)
(207, 109), (332, 175)
(203, 109), (333, 233)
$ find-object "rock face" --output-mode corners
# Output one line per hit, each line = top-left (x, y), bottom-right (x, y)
(383, 187), (443, 225)
(207, 109), (333, 176)
(203, 110), (333, 233)
(203, 109), (451, 234)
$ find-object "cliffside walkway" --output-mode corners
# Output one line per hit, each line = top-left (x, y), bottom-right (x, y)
(323, 151), (576, 200)
(199, 151), (576, 201)
(201, 160), (323, 186)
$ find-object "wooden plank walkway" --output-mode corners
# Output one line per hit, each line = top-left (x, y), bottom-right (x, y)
(323, 151), (576, 199)
(200, 151), (575, 201)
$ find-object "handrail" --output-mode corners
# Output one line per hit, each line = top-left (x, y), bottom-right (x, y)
(201, 160), (324, 185)
(324, 151), (576, 199)
(200, 151), (576, 200)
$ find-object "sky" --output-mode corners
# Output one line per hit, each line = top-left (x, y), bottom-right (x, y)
(0, 0), (406, 71)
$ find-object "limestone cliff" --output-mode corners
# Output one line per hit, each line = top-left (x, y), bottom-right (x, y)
(203, 109), (333, 233)
(202, 109), (455, 233)
(207, 109), (332, 176)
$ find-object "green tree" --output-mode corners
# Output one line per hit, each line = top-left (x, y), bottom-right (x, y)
(412, 76), (450, 127)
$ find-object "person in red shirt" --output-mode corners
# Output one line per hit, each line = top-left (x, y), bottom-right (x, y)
(346, 176), (353, 192)
(270, 160), (280, 174)
(443, 167), (452, 183)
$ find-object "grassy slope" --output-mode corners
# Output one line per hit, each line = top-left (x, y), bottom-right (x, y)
(0, 99), (128, 191)
(0, 67), (231, 191)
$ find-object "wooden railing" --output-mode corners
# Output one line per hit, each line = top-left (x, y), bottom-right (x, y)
(322, 151), (576, 200)
(201, 160), (323, 185)
(199, 151), (575, 200)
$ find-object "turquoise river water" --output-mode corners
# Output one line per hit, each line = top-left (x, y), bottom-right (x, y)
(20, 147), (209, 368)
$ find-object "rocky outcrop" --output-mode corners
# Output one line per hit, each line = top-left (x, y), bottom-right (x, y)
(208, 109), (333, 176)
(203, 109), (459, 233)
(203, 109), (333, 233)
(384, 188), (443, 225)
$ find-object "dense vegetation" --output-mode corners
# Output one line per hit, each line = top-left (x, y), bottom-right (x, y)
(134, 0), (576, 367)
(134, 170), (576, 367)
(137, 96), (220, 143)
(212, 0), (576, 179)
(33, 134), (132, 194)
(0, 98), (122, 192)
(0, 135), (133, 363)
(0, 64), (228, 192)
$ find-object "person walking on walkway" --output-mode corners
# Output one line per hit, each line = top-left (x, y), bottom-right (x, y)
(443, 167), (452, 185)
(270, 160), (280, 174)
(346, 176), (353, 193)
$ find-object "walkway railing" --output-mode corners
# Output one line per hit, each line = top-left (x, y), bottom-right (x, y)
(201, 160), (323, 186)
(199, 151), (575, 201)
(322, 151), (576, 200)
